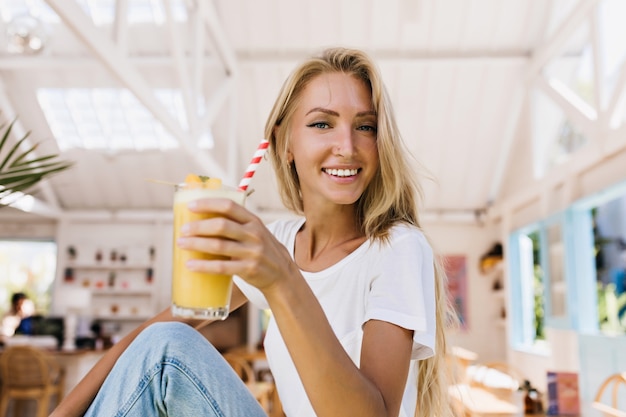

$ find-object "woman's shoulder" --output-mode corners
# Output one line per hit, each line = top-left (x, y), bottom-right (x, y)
(386, 223), (430, 246)
(373, 223), (434, 258)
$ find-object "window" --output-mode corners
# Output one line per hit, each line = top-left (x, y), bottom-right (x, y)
(509, 179), (626, 346)
(0, 240), (58, 317)
(510, 228), (547, 348)
(592, 195), (626, 335)
(509, 213), (575, 350)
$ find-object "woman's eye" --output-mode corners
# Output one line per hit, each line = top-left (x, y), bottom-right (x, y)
(308, 122), (330, 129)
(358, 125), (377, 133)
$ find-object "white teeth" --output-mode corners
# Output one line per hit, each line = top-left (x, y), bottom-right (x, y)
(324, 168), (358, 177)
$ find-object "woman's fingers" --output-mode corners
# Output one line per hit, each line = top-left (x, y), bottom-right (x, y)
(187, 197), (249, 223)
(175, 197), (290, 288)
(181, 216), (241, 241)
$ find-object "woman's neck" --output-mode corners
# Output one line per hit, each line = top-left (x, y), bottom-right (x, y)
(295, 208), (366, 272)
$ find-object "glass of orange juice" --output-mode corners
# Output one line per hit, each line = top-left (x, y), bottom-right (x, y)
(171, 175), (246, 320)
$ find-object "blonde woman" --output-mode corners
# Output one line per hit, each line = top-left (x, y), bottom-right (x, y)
(52, 47), (455, 417)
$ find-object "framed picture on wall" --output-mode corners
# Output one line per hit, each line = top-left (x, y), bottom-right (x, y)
(441, 255), (468, 330)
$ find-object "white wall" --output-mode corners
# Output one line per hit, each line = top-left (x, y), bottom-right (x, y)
(424, 221), (507, 362)
(52, 219), (174, 337)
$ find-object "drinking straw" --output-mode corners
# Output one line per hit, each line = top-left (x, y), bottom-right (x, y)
(238, 139), (270, 191)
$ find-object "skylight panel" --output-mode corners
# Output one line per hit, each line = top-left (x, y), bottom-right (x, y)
(37, 88), (214, 152)
(1, 0), (58, 23)
(1, 0), (188, 25)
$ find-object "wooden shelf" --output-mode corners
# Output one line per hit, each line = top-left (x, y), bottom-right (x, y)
(91, 289), (153, 296)
(66, 263), (153, 270)
(492, 289), (505, 299)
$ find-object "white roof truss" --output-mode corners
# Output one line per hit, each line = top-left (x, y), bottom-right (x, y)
(42, 0), (236, 183)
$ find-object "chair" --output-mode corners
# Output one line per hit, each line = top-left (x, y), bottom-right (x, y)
(222, 353), (278, 415)
(449, 361), (524, 417)
(592, 372), (626, 417)
(467, 362), (522, 397)
(0, 345), (65, 417)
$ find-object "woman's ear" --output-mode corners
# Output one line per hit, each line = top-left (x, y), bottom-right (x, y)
(277, 126), (293, 164)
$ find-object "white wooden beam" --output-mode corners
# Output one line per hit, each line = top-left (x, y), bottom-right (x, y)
(43, 0), (228, 181)
(0, 11), (7, 53)
(0, 55), (220, 70)
(589, 6), (606, 122)
(194, 0), (239, 163)
(4, 193), (62, 218)
(606, 60), (626, 130)
(200, 76), (234, 133)
(163, 0), (197, 134)
(198, 0), (238, 77)
(526, 0), (600, 81)
(61, 209), (173, 222)
(113, 0), (129, 52)
(0, 53), (527, 71)
(606, 123), (626, 154)
(227, 85), (238, 183)
(191, 4), (205, 126)
(535, 76), (597, 139)
(491, 128), (626, 219)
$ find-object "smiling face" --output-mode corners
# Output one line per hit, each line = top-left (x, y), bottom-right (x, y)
(286, 72), (379, 211)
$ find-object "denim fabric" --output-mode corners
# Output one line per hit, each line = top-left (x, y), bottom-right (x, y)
(84, 322), (268, 417)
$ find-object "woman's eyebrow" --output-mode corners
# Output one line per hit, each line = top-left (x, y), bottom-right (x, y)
(306, 107), (339, 116)
(305, 108), (376, 117)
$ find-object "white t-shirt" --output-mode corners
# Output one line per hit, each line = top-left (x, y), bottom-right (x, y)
(234, 217), (436, 417)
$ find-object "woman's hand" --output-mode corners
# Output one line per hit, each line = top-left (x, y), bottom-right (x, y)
(176, 197), (296, 293)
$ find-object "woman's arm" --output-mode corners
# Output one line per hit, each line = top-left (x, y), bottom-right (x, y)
(50, 287), (248, 417)
(264, 275), (413, 417)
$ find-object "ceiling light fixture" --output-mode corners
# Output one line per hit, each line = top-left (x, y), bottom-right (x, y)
(5, 14), (49, 55)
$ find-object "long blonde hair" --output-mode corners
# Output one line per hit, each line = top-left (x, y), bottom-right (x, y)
(265, 47), (456, 417)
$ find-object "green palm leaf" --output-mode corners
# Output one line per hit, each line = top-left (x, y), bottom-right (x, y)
(0, 116), (73, 207)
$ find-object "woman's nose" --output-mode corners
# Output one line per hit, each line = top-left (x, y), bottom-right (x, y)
(333, 127), (356, 157)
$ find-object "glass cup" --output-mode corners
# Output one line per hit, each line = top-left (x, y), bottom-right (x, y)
(171, 181), (246, 320)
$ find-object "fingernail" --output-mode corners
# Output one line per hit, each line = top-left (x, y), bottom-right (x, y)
(177, 237), (189, 248)
(187, 200), (198, 210)
(180, 224), (190, 235)
(186, 260), (200, 270)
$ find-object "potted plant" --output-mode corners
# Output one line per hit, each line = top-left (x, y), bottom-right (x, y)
(0, 116), (72, 206)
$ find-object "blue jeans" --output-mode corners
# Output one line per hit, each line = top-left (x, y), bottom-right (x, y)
(85, 322), (268, 417)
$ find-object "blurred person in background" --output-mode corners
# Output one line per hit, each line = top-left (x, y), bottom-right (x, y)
(1, 292), (35, 340)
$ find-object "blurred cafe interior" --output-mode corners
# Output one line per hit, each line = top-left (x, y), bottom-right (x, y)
(1, 0), (626, 416)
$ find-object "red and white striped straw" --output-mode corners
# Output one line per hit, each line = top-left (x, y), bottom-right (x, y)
(238, 139), (270, 191)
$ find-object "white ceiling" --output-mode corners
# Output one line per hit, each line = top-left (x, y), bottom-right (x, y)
(0, 0), (620, 223)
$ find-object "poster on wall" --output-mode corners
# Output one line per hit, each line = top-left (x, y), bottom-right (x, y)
(441, 255), (468, 330)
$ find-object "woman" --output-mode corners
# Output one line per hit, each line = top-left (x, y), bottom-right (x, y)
(51, 47), (455, 417)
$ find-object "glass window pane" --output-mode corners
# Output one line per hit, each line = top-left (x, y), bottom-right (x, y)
(0, 240), (58, 319)
(547, 223), (568, 318)
(593, 195), (626, 335)
(518, 231), (547, 344)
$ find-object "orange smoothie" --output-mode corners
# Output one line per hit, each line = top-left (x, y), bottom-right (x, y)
(171, 181), (245, 320)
